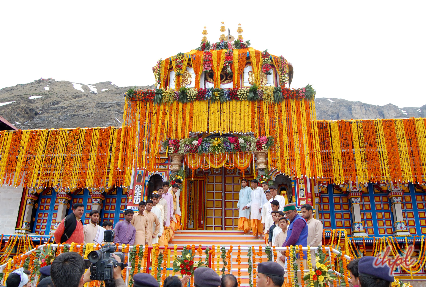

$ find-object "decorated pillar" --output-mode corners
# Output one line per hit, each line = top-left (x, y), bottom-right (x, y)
(170, 154), (184, 172)
(255, 151), (267, 173)
(389, 190), (410, 236)
(20, 194), (38, 233)
(90, 189), (105, 212)
(349, 191), (368, 237)
(50, 192), (72, 234)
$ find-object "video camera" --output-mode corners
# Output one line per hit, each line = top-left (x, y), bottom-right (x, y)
(87, 230), (127, 282)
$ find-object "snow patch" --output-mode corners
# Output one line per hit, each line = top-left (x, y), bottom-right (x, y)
(44, 87), (49, 91)
(328, 99), (334, 103)
(15, 122), (20, 125)
(72, 83), (85, 92)
(418, 109), (421, 112)
(101, 89), (108, 92)
(29, 96), (42, 100)
(87, 84), (97, 94)
(401, 110), (407, 115)
(0, 101), (15, 107)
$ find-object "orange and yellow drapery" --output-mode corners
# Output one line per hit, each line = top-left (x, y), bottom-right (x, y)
(0, 126), (133, 190)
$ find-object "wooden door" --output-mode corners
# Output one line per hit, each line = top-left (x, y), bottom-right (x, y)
(205, 168), (242, 230)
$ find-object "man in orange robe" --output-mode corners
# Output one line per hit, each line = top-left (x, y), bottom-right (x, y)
(54, 203), (85, 244)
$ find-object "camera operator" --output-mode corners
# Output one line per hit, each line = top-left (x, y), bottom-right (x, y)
(51, 252), (125, 287)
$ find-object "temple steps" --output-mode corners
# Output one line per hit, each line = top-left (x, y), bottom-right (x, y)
(170, 230), (265, 245)
(168, 230), (268, 286)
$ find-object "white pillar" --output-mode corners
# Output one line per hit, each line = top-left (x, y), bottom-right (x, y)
(349, 191), (368, 237)
(50, 192), (72, 234)
(20, 194), (38, 233)
(389, 191), (410, 236)
(90, 190), (105, 212)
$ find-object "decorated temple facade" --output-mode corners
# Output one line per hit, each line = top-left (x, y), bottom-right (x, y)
(0, 24), (425, 249)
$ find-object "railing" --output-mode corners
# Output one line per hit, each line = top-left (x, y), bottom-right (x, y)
(0, 244), (352, 287)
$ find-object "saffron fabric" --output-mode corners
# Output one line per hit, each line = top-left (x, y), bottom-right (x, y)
(238, 217), (250, 233)
(114, 220), (136, 245)
(54, 218), (84, 244)
(250, 219), (263, 237)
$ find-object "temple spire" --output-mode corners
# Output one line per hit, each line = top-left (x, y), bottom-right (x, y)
(237, 23), (243, 41)
(219, 22), (226, 41)
(202, 26), (208, 43)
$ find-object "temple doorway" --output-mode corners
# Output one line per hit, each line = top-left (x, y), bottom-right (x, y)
(204, 168), (244, 230)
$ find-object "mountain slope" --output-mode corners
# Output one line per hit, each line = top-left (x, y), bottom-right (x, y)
(0, 79), (425, 130)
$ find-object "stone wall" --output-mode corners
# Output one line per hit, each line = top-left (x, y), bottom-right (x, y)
(0, 185), (23, 234)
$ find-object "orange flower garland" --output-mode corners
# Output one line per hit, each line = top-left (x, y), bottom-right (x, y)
(237, 246), (241, 286)
(252, 245), (257, 287)
(299, 245), (304, 287)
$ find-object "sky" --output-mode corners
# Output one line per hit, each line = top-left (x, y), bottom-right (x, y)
(1, 1), (425, 108)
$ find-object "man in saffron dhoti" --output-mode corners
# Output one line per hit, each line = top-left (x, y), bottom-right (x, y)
(245, 179), (267, 238)
(237, 178), (251, 234)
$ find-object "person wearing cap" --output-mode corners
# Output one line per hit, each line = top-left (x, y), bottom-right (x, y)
(237, 178), (252, 234)
(38, 265), (51, 282)
(194, 267), (221, 287)
(358, 256), (394, 287)
(257, 262), (285, 287)
(269, 185), (286, 212)
(37, 277), (53, 287)
(282, 204), (308, 248)
(244, 179), (268, 238)
(133, 273), (159, 287)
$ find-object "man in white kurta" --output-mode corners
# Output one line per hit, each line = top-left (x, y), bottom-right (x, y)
(261, 191), (272, 236)
(151, 194), (164, 245)
(84, 210), (100, 244)
(244, 179), (268, 238)
(158, 187), (169, 227)
(237, 179), (251, 234)
(269, 185), (286, 212)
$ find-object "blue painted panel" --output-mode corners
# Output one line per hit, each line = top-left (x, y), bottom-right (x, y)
(33, 189), (57, 235)
(101, 187), (127, 227)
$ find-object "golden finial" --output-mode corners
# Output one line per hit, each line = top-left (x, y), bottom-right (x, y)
(237, 23), (243, 41)
(202, 26), (208, 43)
(219, 22), (226, 41)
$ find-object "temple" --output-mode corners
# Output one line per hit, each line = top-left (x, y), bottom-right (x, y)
(1, 23), (426, 282)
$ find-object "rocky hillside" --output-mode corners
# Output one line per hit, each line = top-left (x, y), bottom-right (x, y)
(0, 79), (425, 130)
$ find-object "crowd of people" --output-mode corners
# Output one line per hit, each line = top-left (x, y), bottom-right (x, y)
(53, 181), (182, 246)
(237, 179), (323, 267)
(3, 178), (392, 287)
(5, 251), (397, 287)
